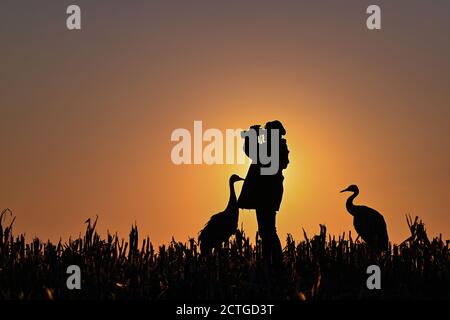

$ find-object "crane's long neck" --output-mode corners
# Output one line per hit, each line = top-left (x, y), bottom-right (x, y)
(226, 180), (237, 212)
(346, 191), (359, 216)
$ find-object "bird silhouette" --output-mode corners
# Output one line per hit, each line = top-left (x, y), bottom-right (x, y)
(340, 185), (389, 254)
(199, 174), (244, 254)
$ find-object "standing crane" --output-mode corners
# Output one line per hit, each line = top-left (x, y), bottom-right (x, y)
(340, 184), (389, 254)
(199, 174), (244, 253)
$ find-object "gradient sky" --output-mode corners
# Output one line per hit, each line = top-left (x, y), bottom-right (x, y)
(1, 0), (449, 244)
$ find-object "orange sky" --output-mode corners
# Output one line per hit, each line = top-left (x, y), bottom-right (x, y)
(1, 1), (449, 244)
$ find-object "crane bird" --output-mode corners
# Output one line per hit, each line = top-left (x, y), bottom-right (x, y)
(199, 174), (244, 254)
(340, 184), (389, 254)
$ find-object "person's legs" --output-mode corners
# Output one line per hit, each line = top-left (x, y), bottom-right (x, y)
(256, 209), (270, 262)
(256, 209), (283, 266)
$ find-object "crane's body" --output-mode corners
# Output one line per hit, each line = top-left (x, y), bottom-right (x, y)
(341, 185), (389, 254)
(199, 174), (244, 253)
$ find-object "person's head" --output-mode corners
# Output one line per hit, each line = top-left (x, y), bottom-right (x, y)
(241, 120), (287, 176)
(265, 120), (286, 136)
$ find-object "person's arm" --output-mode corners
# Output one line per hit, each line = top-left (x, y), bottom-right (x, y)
(242, 125), (260, 159)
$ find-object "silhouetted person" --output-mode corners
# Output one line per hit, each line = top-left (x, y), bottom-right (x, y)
(238, 120), (289, 267)
(199, 174), (244, 254)
(340, 184), (389, 254)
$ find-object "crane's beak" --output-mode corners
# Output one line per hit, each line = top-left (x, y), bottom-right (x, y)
(238, 176), (245, 181)
(340, 187), (349, 193)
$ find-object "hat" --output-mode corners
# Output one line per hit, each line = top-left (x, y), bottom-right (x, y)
(265, 120), (286, 135)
